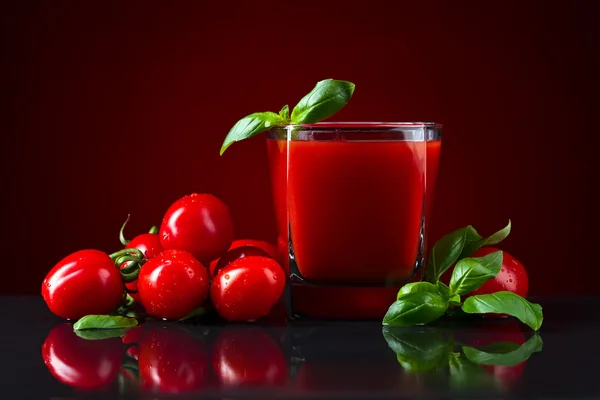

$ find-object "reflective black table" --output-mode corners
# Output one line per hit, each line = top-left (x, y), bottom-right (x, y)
(2, 296), (599, 399)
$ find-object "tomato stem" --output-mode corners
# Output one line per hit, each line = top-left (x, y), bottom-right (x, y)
(110, 248), (144, 261)
(120, 214), (131, 246)
(149, 226), (159, 234)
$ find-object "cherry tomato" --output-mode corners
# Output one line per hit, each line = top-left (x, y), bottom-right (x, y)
(211, 327), (287, 387)
(159, 193), (234, 265)
(42, 250), (123, 319)
(469, 247), (529, 298)
(212, 245), (271, 277)
(230, 239), (278, 260)
(139, 325), (208, 393)
(42, 324), (123, 391)
(210, 256), (285, 322)
(122, 233), (163, 302)
(138, 249), (209, 320)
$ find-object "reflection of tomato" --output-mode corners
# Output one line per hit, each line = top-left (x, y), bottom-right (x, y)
(42, 324), (123, 391)
(138, 326), (208, 393)
(211, 327), (287, 387)
(121, 326), (146, 360)
(457, 322), (527, 391)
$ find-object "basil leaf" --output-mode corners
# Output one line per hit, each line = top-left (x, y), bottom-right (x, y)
(279, 104), (290, 120)
(437, 282), (461, 305)
(220, 112), (285, 155)
(383, 292), (448, 327)
(449, 352), (494, 389)
(177, 306), (207, 322)
(73, 315), (138, 330)
(461, 292), (543, 330)
(290, 79), (355, 124)
(74, 328), (132, 341)
(460, 220), (511, 258)
(428, 226), (470, 282)
(397, 282), (439, 298)
(449, 251), (503, 296)
(383, 327), (449, 372)
(462, 334), (543, 366)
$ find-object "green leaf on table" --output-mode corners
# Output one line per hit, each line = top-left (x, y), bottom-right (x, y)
(460, 220), (512, 258)
(383, 292), (448, 327)
(220, 112), (285, 155)
(382, 327), (449, 372)
(74, 328), (132, 341)
(290, 79), (355, 123)
(449, 251), (503, 296)
(397, 282), (440, 298)
(427, 226), (470, 282)
(462, 292), (543, 330)
(436, 282), (461, 305)
(73, 315), (138, 330)
(462, 334), (543, 366)
(279, 104), (290, 120)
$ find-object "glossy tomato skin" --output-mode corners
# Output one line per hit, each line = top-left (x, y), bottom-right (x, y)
(469, 247), (529, 298)
(159, 193), (234, 265)
(42, 324), (123, 391)
(138, 249), (209, 320)
(210, 256), (285, 322)
(139, 325), (208, 393)
(212, 246), (271, 277)
(42, 250), (123, 319)
(211, 327), (287, 387)
(230, 239), (278, 261)
(122, 233), (164, 302)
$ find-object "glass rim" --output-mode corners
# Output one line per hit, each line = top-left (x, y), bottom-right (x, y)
(270, 121), (442, 130)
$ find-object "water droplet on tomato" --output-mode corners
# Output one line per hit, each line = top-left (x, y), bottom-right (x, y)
(224, 274), (230, 280)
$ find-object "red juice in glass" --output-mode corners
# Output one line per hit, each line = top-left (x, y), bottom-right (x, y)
(267, 123), (442, 319)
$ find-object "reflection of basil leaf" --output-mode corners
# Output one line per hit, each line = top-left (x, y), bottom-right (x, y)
(449, 251), (503, 296)
(74, 328), (132, 340)
(460, 220), (511, 258)
(463, 334), (543, 366)
(449, 352), (495, 389)
(383, 292), (448, 326)
(462, 292), (543, 331)
(73, 315), (138, 330)
(382, 327), (449, 372)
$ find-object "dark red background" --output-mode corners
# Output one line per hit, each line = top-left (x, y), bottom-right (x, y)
(2, 1), (599, 295)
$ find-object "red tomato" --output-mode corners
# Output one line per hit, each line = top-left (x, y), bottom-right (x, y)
(159, 193), (234, 265)
(42, 324), (123, 391)
(138, 249), (209, 320)
(230, 239), (278, 260)
(42, 250), (123, 319)
(122, 233), (163, 302)
(212, 245), (271, 277)
(211, 327), (287, 387)
(210, 256), (285, 322)
(139, 326), (208, 393)
(469, 247), (529, 298)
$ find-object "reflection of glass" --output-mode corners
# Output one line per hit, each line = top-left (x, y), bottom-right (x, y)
(267, 123), (442, 319)
(41, 323), (287, 394)
(382, 323), (543, 392)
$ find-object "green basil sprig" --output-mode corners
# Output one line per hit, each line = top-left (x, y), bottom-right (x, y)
(383, 221), (543, 331)
(220, 79), (355, 155)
